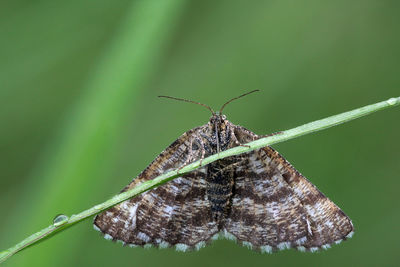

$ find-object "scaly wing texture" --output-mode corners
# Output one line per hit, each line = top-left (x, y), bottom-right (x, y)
(264, 146), (354, 251)
(94, 126), (219, 251)
(224, 126), (354, 252)
(94, 122), (353, 252)
(224, 149), (310, 252)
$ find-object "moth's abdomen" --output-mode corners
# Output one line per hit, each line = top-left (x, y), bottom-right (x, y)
(206, 162), (234, 224)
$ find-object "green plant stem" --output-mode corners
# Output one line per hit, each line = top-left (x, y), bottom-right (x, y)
(0, 96), (399, 264)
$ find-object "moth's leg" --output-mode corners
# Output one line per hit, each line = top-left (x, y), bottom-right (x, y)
(230, 127), (251, 148)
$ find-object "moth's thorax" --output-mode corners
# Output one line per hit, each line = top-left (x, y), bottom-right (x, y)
(204, 114), (235, 153)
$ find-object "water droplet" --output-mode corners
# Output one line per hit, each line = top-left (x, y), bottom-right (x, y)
(53, 214), (69, 227)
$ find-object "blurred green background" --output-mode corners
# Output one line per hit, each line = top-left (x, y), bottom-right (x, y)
(1, 1), (399, 266)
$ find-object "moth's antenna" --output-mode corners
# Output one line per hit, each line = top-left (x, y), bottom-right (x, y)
(158, 95), (215, 115)
(219, 89), (260, 113)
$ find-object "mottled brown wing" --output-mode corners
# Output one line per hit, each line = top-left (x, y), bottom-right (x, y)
(224, 126), (354, 252)
(263, 146), (354, 251)
(94, 126), (218, 251)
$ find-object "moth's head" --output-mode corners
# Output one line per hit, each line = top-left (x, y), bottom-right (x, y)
(207, 112), (231, 151)
(209, 112), (227, 125)
(208, 112), (228, 134)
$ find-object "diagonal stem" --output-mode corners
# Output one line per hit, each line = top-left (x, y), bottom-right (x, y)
(0, 96), (399, 264)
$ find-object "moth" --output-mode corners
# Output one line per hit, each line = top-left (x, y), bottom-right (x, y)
(94, 90), (353, 253)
